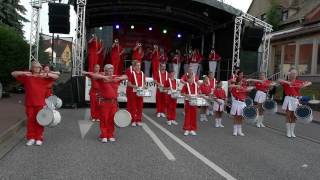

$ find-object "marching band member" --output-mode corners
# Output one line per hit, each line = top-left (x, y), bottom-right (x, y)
(247, 72), (276, 128)
(143, 48), (152, 77)
(213, 81), (227, 128)
(164, 70), (178, 126)
(229, 76), (254, 136)
(127, 62), (146, 126)
(88, 34), (98, 72)
(189, 49), (202, 76)
(207, 71), (216, 116)
(183, 50), (192, 74)
(83, 64), (101, 122)
(199, 76), (212, 122)
(159, 49), (168, 64)
(151, 44), (160, 78)
(172, 49), (182, 79)
(180, 65), (199, 85)
(111, 39), (124, 75)
(208, 48), (221, 76)
(125, 60), (138, 119)
(278, 69), (311, 138)
(181, 74), (199, 136)
(132, 41), (144, 63)
(83, 64), (127, 143)
(228, 67), (240, 86)
(11, 61), (59, 146)
(42, 64), (60, 98)
(154, 63), (168, 118)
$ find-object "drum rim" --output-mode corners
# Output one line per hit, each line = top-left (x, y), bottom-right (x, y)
(37, 108), (55, 126)
(114, 110), (132, 127)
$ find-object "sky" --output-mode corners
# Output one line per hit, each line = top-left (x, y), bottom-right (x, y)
(20, 0), (253, 41)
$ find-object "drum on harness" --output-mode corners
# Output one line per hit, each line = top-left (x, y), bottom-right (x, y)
(242, 106), (258, 124)
(114, 109), (132, 127)
(189, 96), (208, 106)
(262, 99), (277, 113)
(245, 97), (253, 106)
(294, 105), (313, 124)
(46, 95), (63, 109)
(136, 88), (152, 97)
(36, 108), (61, 127)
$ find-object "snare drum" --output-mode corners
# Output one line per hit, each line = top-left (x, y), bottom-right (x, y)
(36, 108), (61, 127)
(136, 88), (152, 97)
(158, 86), (164, 92)
(171, 91), (182, 99)
(244, 97), (253, 106)
(294, 105), (313, 124)
(242, 106), (258, 124)
(262, 99), (277, 113)
(114, 109), (132, 127)
(46, 95), (63, 109)
(189, 97), (208, 106)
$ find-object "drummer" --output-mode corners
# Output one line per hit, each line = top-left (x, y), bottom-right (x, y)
(181, 74), (199, 136)
(127, 62), (146, 127)
(11, 61), (59, 146)
(164, 70), (178, 126)
(213, 81), (227, 128)
(229, 76), (254, 136)
(278, 69), (311, 138)
(154, 63), (168, 118)
(199, 76), (212, 122)
(180, 65), (199, 85)
(83, 64), (127, 143)
(247, 72), (276, 128)
(125, 60), (138, 119)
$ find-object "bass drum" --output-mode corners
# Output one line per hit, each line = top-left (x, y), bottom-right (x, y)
(294, 105), (313, 124)
(242, 106), (258, 124)
(262, 99), (277, 113)
(36, 108), (61, 127)
(245, 97), (253, 106)
(114, 109), (132, 128)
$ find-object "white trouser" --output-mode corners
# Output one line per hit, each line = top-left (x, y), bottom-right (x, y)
(190, 63), (199, 76)
(282, 96), (299, 111)
(209, 61), (217, 75)
(254, 90), (267, 103)
(144, 61), (151, 77)
(173, 63), (181, 79)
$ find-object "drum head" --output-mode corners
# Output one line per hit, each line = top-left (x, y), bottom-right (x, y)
(55, 97), (63, 109)
(37, 108), (54, 126)
(263, 100), (277, 112)
(245, 98), (253, 106)
(114, 110), (132, 128)
(49, 110), (61, 127)
(295, 105), (312, 124)
(243, 106), (257, 123)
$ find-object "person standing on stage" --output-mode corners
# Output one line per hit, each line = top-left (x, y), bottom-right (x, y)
(180, 65), (199, 85)
(164, 70), (178, 126)
(11, 61), (59, 146)
(183, 50), (192, 74)
(229, 76), (254, 136)
(83, 64), (127, 143)
(172, 49), (182, 79)
(189, 49), (202, 76)
(151, 44), (160, 78)
(132, 41), (144, 63)
(83, 64), (101, 122)
(111, 39), (124, 75)
(159, 49), (168, 64)
(208, 48), (221, 76)
(127, 62), (146, 126)
(247, 72), (276, 128)
(181, 74), (199, 136)
(213, 81), (227, 128)
(228, 67), (240, 86)
(88, 34), (98, 72)
(278, 69), (311, 138)
(154, 63), (168, 118)
(143, 48), (152, 77)
(199, 76), (212, 122)
(125, 60), (138, 119)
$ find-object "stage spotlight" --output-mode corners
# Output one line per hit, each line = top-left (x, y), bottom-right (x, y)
(99, 27), (103, 30)
(131, 25), (135, 29)
(163, 29), (167, 34)
(148, 27), (153, 31)
(115, 25), (120, 29)
(177, 33), (182, 38)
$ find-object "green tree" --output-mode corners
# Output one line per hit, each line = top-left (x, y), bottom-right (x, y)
(0, 25), (29, 86)
(0, 0), (28, 35)
(266, 0), (282, 31)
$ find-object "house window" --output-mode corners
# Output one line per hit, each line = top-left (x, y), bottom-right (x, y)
(261, 13), (266, 21)
(283, 43), (296, 73)
(282, 10), (288, 21)
(298, 39), (313, 75)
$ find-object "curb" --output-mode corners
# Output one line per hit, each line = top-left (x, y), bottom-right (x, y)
(0, 119), (25, 145)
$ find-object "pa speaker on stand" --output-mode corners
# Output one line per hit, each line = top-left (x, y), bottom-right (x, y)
(48, 3), (70, 34)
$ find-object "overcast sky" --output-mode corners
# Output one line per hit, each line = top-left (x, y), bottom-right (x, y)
(20, 0), (253, 40)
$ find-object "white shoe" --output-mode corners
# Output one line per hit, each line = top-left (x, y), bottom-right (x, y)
(260, 116), (265, 127)
(26, 139), (35, 146)
(286, 123), (291, 138)
(109, 138), (116, 142)
(204, 117), (208, 122)
(190, 131), (197, 136)
(157, 113), (161, 118)
(219, 119), (224, 128)
(215, 120), (219, 128)
(101, 138), (108, 143)
(260, 123), (265, 128)
(256, 123), (261, 128)
(137, 122), (143, 126)
(291, 123), (296, 138)
(184, 131), (190, 136)
(161, 113), (166, 118)
(237, 125), (245, 136)
(131, 122), (137, 127)
(171, 121), (178, 125)
(96, 119), (100, 122)
(91, 119), (96, 122)
(233, 125), (237, 136)
(167, 121), (172, 126)
(35, 140), (43, 146)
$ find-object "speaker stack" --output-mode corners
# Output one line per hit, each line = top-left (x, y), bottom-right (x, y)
(48, 3), (70, 34)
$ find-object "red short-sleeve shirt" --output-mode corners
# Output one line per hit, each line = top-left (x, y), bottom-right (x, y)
(231, 86), (248, 101)
(214, 88), (227, 100)
(255, 80), (272, 92)
(199, 83), (212, 96)
(181, 83), (198, 95)
(164, 79), (177, 90)
(282, 80), (304, 96)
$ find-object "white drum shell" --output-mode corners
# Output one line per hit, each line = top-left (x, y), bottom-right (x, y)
(36, 108), (61, 127)
(137, 89), (152, 97)
(189, 97), (208, 106)
(114, 110), (132, 127)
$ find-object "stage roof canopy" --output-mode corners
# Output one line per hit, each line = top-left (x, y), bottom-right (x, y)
(70, 0), (242, 34)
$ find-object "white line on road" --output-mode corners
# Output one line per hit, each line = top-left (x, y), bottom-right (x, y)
(142, 123), (176, 161)
(143, 113), (237, 180)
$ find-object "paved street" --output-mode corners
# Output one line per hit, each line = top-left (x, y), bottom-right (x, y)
(1, 107), (320, 180)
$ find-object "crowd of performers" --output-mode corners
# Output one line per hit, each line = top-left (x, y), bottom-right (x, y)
(12, 45), (312, 146)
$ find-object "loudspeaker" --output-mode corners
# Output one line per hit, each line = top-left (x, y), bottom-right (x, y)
(48, 3), (70, 34)
(241, 26), (264, 51)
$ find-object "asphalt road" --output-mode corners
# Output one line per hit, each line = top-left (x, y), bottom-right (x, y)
(0, 107), (320, 180)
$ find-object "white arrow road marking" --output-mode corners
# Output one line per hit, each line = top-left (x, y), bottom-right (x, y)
(143, 113), (237, 180)
(142, 123), (176, 161)
(78, 120), (94, 139)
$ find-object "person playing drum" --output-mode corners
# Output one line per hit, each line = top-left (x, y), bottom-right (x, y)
(154, 63), (168, 118)
(11, 61), (59, 146)
(125, 60), (138, 120)
(247, 72), (276, 128)
(213, 81), (227, 128)
(181, 74), (199, 136)
(83, 64), (127, 143)
(278, 69), (312, 138)
(199, 76), (212, 122)
(164, 70), (179, 126)
(180, 65), (199, 85)
(127, 62), (146, 127)
(229, 76), (254, 136)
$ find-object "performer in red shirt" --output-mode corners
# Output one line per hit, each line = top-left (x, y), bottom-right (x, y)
(278, 69), (311, 138)
(97, 40), (105, 68)
(132, 41), (144, 63)
(42, 64), (60, 98)
(111, 39), (124, 75)
(207, 71), (216, 116)
(183, 50), (192, 74)
(88, 35), (99, 72)
(143, 48), (152, 77)
(11, 61), (59, 146)
(154, 63), (168, 118)
(213, 81), (227, 128)
(125, 60), (138, 119)
(151, 44), (160, 78)
(181, 74), (199, 136)
(127, 62), (146, 126)
(180, 65), (199, 85)
(228, 67), (240, 86)
(229, 78), (254, 136)
(172, 49), (182, 79)
(208, 48), (221, 76)
(164, 70), (178, 126)
(199, 76), (212, 122)
(189, 49), (202, 76)
(83, 64), (127, 143)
